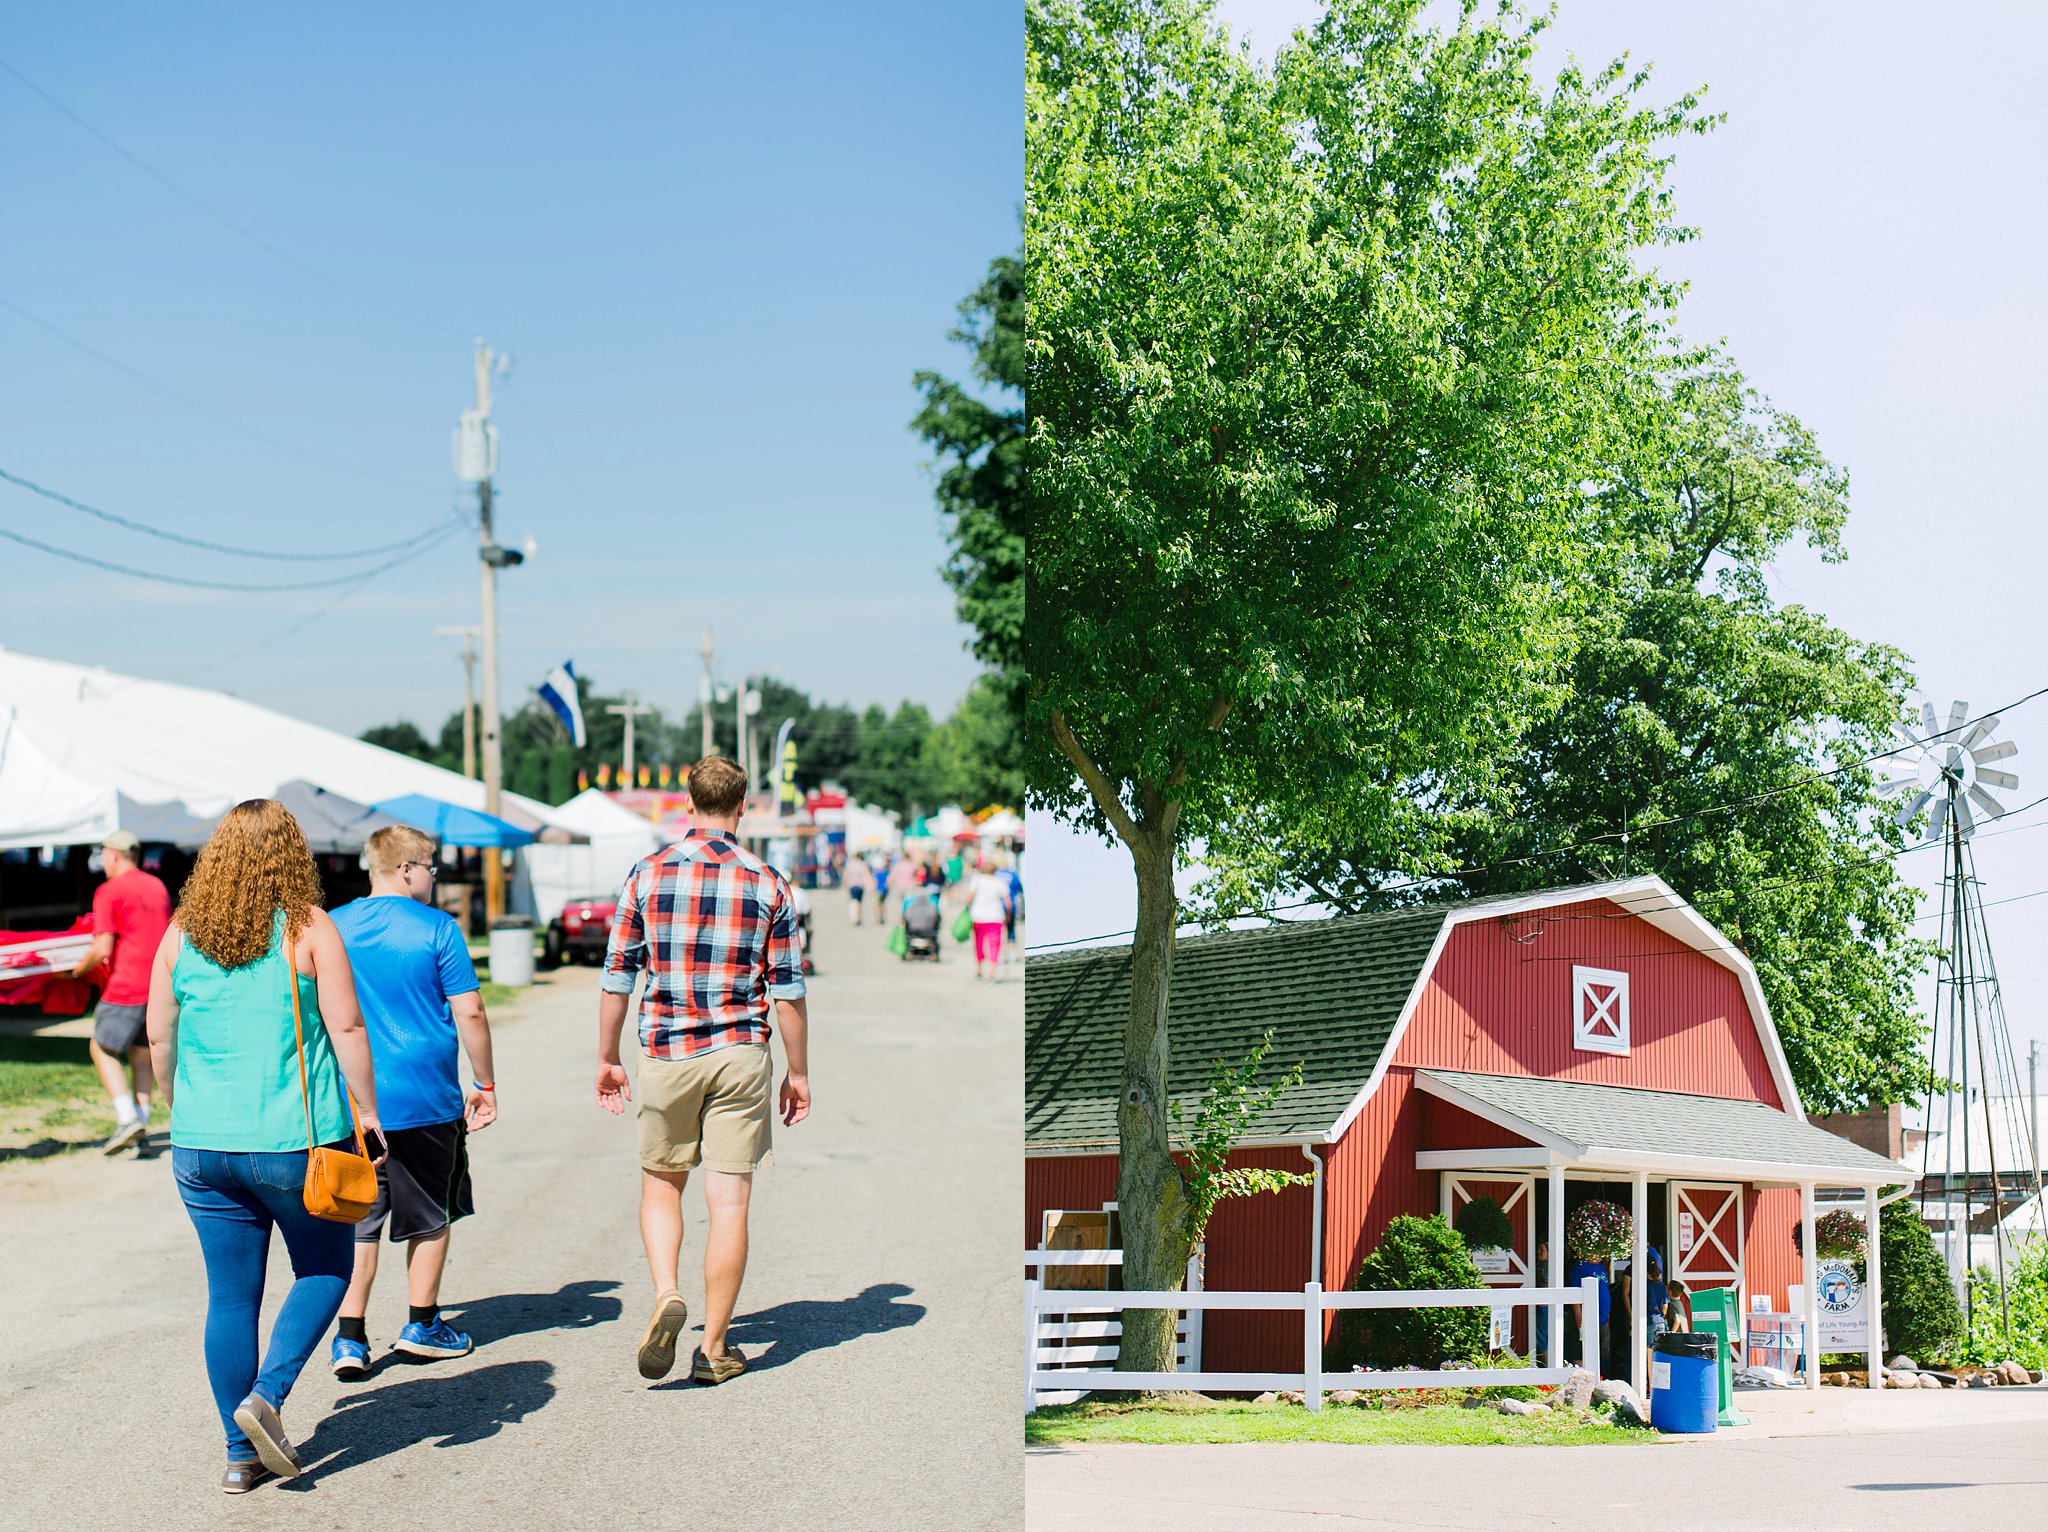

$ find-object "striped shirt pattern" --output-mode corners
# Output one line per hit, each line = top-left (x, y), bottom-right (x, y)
(600, 829), (807, 1058)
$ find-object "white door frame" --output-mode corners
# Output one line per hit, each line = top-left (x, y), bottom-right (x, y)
(1668, 1179), (1746, 1315)
(1440, 1172), (1537, 1287)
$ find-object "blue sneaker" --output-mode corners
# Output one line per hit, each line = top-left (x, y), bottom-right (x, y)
(330, 1335), (372, 1381)
(395, 1317), (473, 1360)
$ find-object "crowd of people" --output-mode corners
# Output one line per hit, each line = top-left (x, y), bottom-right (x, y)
(67, 755), (809, 1494)
(839, 843), (1023, 978)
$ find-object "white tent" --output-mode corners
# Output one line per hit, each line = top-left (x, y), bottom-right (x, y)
(511, 788), (665, 924)
(0, 704), (223, 850)
(0, 649), (569, 848)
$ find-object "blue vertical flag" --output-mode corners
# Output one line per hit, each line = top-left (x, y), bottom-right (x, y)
(539, 661), (587, 748)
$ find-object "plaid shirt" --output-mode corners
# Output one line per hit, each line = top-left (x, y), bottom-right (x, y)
(600, 829), (806, 1058)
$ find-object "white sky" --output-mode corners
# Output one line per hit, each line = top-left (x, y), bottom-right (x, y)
(1028, 0), (2048, 1070)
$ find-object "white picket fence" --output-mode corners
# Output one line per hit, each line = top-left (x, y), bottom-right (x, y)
(1025, 1249), (1203, 1404)
(1025, 1249), (1601, 1413)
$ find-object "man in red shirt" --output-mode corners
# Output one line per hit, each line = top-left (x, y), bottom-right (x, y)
(71, 830), (172, 1154)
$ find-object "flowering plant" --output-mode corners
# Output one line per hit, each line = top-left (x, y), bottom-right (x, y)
(1793, 1209), (1866, 1260)
(1566, 1199), (1631, 1261)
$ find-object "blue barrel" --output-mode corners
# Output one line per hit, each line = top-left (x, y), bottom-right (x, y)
(1649, 1332), (1719, 1434)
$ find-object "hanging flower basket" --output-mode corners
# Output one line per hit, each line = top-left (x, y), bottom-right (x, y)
(1566, 1199), (1632, 1261)
(1793, 1209), (1866, 1260)
(1452, 1195), (1515, 1253)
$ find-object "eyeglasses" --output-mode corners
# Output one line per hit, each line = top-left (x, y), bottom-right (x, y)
(399, 861), (439, 880)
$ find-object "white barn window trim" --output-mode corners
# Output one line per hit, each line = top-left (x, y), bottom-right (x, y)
(1573, 965), (1630, 1055)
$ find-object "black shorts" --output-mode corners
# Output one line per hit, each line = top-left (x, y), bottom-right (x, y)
(354, 1120), (474, 1244)
(92, 1001), (149, 1053)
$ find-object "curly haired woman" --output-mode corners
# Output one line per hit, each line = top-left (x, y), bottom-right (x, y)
(144, 799), (384, 1493)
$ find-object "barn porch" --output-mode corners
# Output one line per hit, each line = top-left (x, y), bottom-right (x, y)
(1413, 1069), (1914, 1400)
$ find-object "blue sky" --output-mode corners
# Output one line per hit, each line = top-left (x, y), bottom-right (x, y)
(1033, 0), (2048, 1061)
(0, 1), (1019, 734)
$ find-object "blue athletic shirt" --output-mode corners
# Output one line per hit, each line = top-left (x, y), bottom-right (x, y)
(329, 895), (479, 1131)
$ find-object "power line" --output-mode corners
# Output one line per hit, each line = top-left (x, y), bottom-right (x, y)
(0, 515), (465, 592)
(0, 293), (445, 494)
(0, 57), (473, 339)
(0, 466), (460, 562)
(158, 567), (390, 682)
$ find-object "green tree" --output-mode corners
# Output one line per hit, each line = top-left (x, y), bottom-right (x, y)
(913, 248), (1025, 739)
(1027, 0), (1703, 1372)
(362, 721), (435, 762)
(927, 673), (1026, 809)
(1212, 365), (1930, 1111)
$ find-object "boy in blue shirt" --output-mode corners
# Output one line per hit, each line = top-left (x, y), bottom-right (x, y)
(328, 825), (498, 1378)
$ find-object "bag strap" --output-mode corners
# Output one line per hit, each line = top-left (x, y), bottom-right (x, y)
(286, 926), (366, 1156)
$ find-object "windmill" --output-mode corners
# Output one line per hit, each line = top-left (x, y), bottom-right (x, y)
(1877, 700), (2043, 1335)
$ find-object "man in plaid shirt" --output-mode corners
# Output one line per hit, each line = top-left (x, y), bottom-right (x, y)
(595, 755), (810, 1385)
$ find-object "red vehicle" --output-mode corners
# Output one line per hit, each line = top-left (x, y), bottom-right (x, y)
(542, 895), (617, 968)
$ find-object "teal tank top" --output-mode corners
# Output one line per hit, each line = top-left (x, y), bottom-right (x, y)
(170, 911), (354, 1153)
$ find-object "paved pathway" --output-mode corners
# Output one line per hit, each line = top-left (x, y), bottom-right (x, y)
(0, 905), (1021, 1530)
(1027, 1386), (2048, 1530)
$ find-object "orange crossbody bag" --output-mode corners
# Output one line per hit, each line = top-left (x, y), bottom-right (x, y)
(287, 932), (378, 1222)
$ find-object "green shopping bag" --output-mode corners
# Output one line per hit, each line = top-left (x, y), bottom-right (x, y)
(951, 905), (974, 943)
(886, 924), (908, 958)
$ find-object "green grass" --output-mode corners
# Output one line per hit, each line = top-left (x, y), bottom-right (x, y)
(0, 1034), (115, 1156)
(478, 982), (528, 1009)
(1025, 1397), (1654, 1446)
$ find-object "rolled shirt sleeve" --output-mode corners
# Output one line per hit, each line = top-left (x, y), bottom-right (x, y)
(764, 875), (807, 1001)
(600, 863), (648, 995)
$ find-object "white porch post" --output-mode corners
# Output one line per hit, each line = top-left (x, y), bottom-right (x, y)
(1548, 1163), (1566, 1370)
(1631, 1170), (1649, 1400)
(1800, 1182), (1820, 1391)
(1865, 1185), (1883, 1391)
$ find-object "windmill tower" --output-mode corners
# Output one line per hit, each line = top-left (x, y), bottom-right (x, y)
(1879, 701), (2044, 1335)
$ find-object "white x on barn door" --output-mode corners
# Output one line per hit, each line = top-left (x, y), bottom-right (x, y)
(1439, 1174), (1535, 1286)
(1668, 1181), (1744, 1303)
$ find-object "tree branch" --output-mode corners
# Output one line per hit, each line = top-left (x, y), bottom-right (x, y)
(1050, 707), (1143, 848)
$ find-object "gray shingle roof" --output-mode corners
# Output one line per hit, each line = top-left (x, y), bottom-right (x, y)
(1419, 1070), (1909, 1181)
(1025, 905), (1450, 1149)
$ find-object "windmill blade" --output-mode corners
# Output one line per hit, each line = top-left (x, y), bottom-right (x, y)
(1875, 776), (1918, 798)
(1972, 739), (2018, 765)
(1892, 721), (1928, 755)
(1929, 796), (1952, 842)
(1920, 701), (1940, 735)
(1968, 785), (2009, 821)
(1896, 789), (1933, 829)
(1961, 715), (2002, 750)
(1953, 795), (1976, 840)
(1977, 767), (2020, 792)
(1947, 700), (1970, 733)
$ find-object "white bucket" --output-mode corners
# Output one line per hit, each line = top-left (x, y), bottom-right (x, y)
(488, 919), (536, 987)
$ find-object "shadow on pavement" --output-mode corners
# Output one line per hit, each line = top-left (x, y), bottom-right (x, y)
(441, 1278), (624, 1347)
(286, 1359), (556, 1486)
(662, 1281), (926, 1380)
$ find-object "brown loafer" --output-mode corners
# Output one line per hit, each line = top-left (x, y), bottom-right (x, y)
(221, 1459), (272, 1495)
(692, 1345), (748, 1385)
(231, 1393), (302, 1480)
(636, 1290), (690, 1380)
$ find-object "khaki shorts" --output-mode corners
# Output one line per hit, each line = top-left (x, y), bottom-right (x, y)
(636, 1043), (773, 1174)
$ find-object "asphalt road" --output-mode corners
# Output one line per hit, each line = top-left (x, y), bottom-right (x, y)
(0, 904), (1022, 1531)
(1026, 1387), (2048, 1530)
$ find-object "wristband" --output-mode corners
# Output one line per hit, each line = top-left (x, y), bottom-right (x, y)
(474, 1081), (495, 1091)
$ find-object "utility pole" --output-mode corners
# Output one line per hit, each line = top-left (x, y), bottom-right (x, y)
(435, 625), (479, 779)
(455, 339), (523, 923)
(607, 692), (654, 784)
(700, 625), (716, 760)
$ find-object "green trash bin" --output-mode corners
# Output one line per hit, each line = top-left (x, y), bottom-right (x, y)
(1688, 1285), (1750, 1427)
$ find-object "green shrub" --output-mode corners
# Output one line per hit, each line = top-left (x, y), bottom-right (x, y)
(1452, 1196), (1514, 1252)
(1950, 1241), (2048, 1370)
(1876, 1200), (1962, 1360)
(1332, 1215), (1489, 1370)
(1794, 1208), (1866, 1260)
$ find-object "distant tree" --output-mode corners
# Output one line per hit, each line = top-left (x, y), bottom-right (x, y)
(1028, 0), (1704, 1373)
(362, 721), (434, 761)
(928, 674), (1025, 809)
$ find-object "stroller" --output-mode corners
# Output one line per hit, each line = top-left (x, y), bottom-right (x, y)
(900, 891), (941, 961)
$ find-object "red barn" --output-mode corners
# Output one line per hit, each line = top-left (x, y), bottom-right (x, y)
(1025, 877), (1911, 1395)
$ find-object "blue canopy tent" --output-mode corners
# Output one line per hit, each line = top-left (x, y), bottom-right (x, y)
(370, 794), (537, 849)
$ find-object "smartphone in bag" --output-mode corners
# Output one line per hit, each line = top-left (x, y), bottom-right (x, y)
(363, 1128), (388, 1161)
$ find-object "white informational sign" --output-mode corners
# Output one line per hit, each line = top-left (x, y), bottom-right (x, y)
(1679, 1211), (1696, 1253)
(1651, 1359), (1671, 1391)
(1473, 1248), (1511, 1276)
(1490, 1304), (1515, 1350)
(1813, 1260), (1868, 1351)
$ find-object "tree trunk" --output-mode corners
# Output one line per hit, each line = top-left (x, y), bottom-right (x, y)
(1115, 826), (1193, 1374)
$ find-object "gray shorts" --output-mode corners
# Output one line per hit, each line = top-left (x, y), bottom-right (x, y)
(93, 1001), (148, 1053)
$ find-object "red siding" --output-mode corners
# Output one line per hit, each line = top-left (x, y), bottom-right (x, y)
(1390, 898), (1783, 1106)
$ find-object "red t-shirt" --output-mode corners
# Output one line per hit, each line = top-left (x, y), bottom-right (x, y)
(91, 869), (172, 1006)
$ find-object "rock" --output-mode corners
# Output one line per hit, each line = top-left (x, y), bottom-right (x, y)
(1592, 1379), (1651, 1426)
(1999, 1361), (2031, 1386)
(1918, 1373), (1943, 1389)
(1252, 1392), (1279, 1405)
(1527, 1401), (1552, 1414)
(1966, 1374), (1991, 1388)
(1887, 1354), (1918, 1372)
(1921, 1370), (1959, 1387)
(1328, 1389), (1361, 1405)
(1494, 1398), (1540, 1416)
(2034, 1370), (2045, 1385)
(1460, 1395), (1486, 1409)
(1279, 1391), (1305, 1405)
(1561, 1369), (1597, 1409)
(1886, 1372), (1917, 1389)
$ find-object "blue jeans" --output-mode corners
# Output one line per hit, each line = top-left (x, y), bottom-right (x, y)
(172, 1147), (354, 1459)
